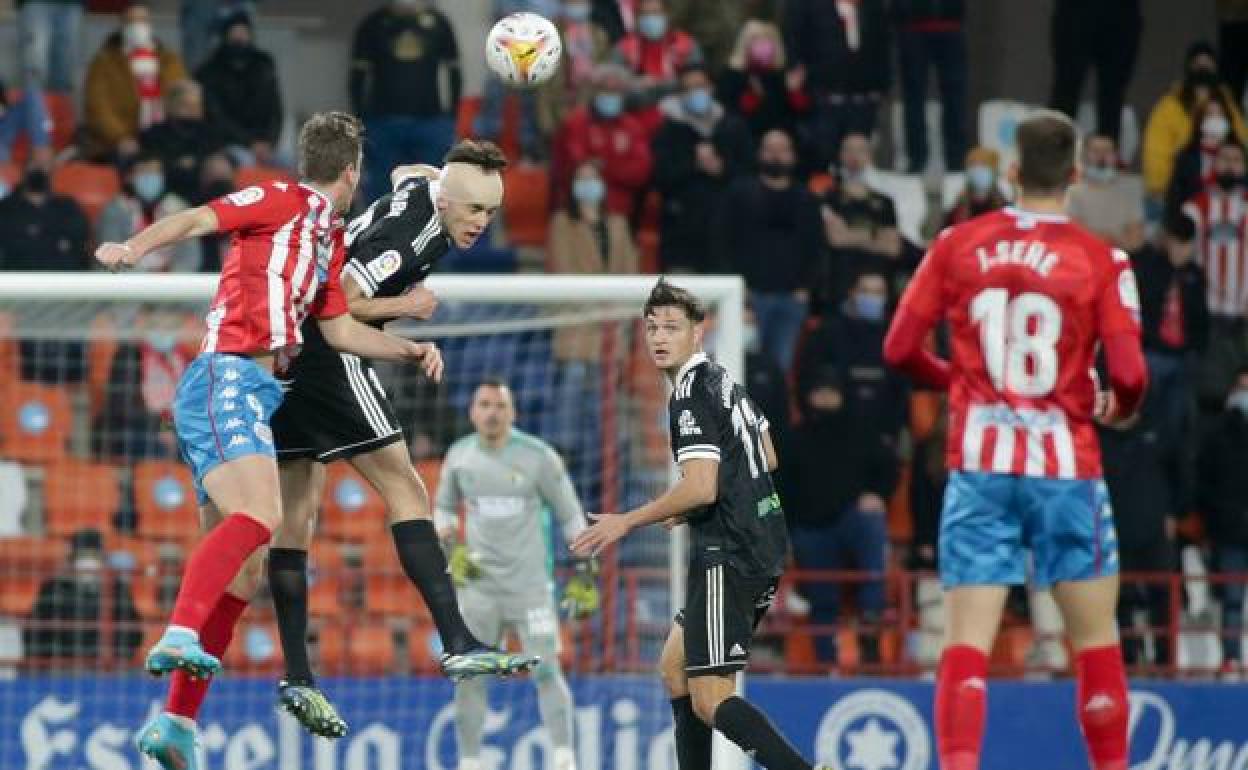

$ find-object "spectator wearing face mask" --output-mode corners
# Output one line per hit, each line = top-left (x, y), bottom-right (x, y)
(651, 64), (752, 273)
(1182, 139), (1248, 406)
(194, 11), (283, 167)
(25, 528), (143, 662)
(83, 2), (188, 162)
(1166, 97), (1240, 217)
(551, 63), (653, 216)
(93, 309), (196, 461)
(1066, 134), (1146, 253)
(717, 19), (811, 141)
(944, 145), (1006, 226)
(546, 159), (636, 503)
(0, 161), (90, 271)
(1143, 40), (1248, 205)
(139, 79), (228, 204)
(713, 127), (824, 370)
(822, 132), (902, 302)
(611, 0), (702, 127)
(97, 154), (199, 273)
(1198, 367), (1248, 679)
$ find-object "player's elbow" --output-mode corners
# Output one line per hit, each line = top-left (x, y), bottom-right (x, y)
(881, 327), (913, 370)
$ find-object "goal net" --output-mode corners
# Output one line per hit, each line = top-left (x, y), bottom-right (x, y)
(0, 272), (745, 770)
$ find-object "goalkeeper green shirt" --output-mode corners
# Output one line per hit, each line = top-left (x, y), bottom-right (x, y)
(434, 429), (586, 596)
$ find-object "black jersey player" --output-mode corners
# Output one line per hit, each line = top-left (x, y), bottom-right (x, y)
(268, 140), (538, 739)
(573, 280), (827, 770)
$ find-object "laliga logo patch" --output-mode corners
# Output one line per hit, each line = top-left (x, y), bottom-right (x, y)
(226, 186), (264, 207)
(815, 689), (929, 770)
(366, 250), (403, 284)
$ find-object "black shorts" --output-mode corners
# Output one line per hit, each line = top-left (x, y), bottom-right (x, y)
(271, 351), (404, 463)
(675, 562), (777, 676)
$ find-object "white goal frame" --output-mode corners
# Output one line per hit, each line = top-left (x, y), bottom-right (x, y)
(0, 271), (749, 770)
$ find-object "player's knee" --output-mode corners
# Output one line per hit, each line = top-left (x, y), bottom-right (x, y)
(381, 469), (431, 523)
(690, 689), (726, 725)
(658, 655), (685, 698)
(276, 503), (317, 548)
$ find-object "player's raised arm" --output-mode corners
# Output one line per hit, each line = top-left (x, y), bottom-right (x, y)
(342, 269), (439, 321)
(315, 313), (444, 379)
(883, 231), (953, 388)
(95, 205), (219, 270)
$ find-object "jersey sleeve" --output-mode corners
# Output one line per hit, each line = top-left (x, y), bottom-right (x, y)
(1097, 247), (1143, 338)
(670, 376), (724, 464)
(897, 228), (951, 322)
(537, 445), (587, 543)
(433, 451), (461, 533)
(206, 183), (292, 234)
(308, 233), (348, 320)
(343, 181), (434, 299)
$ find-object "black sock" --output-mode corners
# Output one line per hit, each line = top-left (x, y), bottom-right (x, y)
(713, 696), (811, 770)
(268, 547), (315, 683)
(391, 519), (477, 653)
(671, 696), (712, 770)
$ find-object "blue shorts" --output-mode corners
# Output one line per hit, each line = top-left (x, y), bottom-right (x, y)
(173, 353), (284, 505)
(939, 471), (1119, 589)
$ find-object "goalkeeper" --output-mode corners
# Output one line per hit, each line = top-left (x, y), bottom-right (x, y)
(435, 378), (596, 770)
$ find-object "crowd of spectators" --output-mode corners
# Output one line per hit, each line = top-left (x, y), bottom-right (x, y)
(6, 0), (1248, 677)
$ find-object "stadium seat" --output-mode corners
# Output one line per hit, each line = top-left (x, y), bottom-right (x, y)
(364, 571), (433, 622)
(318, 621), (398, 676)
(50, 161), (121, 223)
(132, 461), (197, 543)
(85, 313), (120, 421)
(234, 165), (297, 190)
(320, 463), (387, 542)
(308, 542), (345, 616)
(0, 382), (72, 463)
(0, 576), (41, 617)
(43, 461), (122, 537)
(224, 619), (282, 674)
(502, 164), (550, 246)
(0, 536), (65, 616)
(407, 624), (441, 674)
(808, 172), (834, 196)
(414, 458), (442, 499)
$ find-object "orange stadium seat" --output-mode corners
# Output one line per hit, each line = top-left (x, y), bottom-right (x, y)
(318, 622), (398, 676)
(0, 382), (72, 463)
(320, 463), (387, 542)
(225, 619), (282, 674)
(51, 161), (120, 223)
(234, 165), (297, 189)
(132, 461), (198, 542)
(308, 542), (345, 616)
(502, 164), (550, 246)
(86, 313), (121, 421)
(407, 624), (441, 674)
(43, 461), (121, 537)
(0, 536), (65, 617)
(364, 570), (432, 622)
(808, 172), (834, 196)
(0, 575), (41, 617)
(414, 458), (442, 499)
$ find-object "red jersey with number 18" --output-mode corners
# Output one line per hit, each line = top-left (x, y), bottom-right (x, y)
(897, 207), (1142, 479)
(201, 182), (348, 356)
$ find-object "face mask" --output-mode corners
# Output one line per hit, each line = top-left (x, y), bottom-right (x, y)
(133, 171), (164, 203)
(759, 160), (792, 179)
(683, 87), (712, 115)
(563, 3), (591, 22)
(1229, 390), (1248, 416)
(1216, 171), (1244, 191)
(746, 38), (777, 71)
(593, 92), (623, 118)
(24, 169), (49, 194)
(572, 176), (605, 204)
(638, 13), (667, 40)
(123, 21), (153, 48)
(1084, 165), (1117, 184)
(742, 323), (759, 353)
(853, 293), (886, 321)
(1203, 114), (1231, 142)
(147, 331), (178, 353)
(966, 165), (995, 194)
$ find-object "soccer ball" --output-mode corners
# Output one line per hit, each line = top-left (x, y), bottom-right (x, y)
(485, 12), (562, 88)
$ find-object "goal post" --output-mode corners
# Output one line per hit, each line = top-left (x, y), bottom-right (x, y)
(0, 271), (748, 770)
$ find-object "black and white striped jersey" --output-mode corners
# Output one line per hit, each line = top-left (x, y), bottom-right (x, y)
(295, 173), (450, 363)
(669, 352), (789, 579)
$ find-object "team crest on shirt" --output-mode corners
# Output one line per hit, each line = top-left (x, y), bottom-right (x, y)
(226, 186), (264, 207)
(366, 250), (403, 284)
(678, 409), (702, 436)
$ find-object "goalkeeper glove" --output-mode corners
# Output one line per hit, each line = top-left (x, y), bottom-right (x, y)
(561, 558), (600, 619)
(448, 543), (483, 587)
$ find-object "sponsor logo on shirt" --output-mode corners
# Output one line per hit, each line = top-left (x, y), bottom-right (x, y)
(678, 409), (702, 436)
(366, 250), (403, 284)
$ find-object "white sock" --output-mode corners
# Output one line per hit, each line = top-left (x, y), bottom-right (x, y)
(166, 625), (199, 641)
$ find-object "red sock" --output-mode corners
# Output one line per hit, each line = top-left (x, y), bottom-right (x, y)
(1076, 645), (1129, 770)
(170, 513), (270, 632)
(935, 644), (988, 770)
(166, 593), (248, 719)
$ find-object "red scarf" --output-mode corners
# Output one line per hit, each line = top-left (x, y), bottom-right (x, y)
(139, 343), (190, 418)
(127, 45), (164, 130)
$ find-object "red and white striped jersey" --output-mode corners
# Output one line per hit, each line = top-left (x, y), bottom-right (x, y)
(897, 207), (1142, 479)
(1182, 188), (1248, 317)
(202, 182), (348, 355)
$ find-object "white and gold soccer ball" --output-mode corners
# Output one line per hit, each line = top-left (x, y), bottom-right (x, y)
(485, 12), (562, 88)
